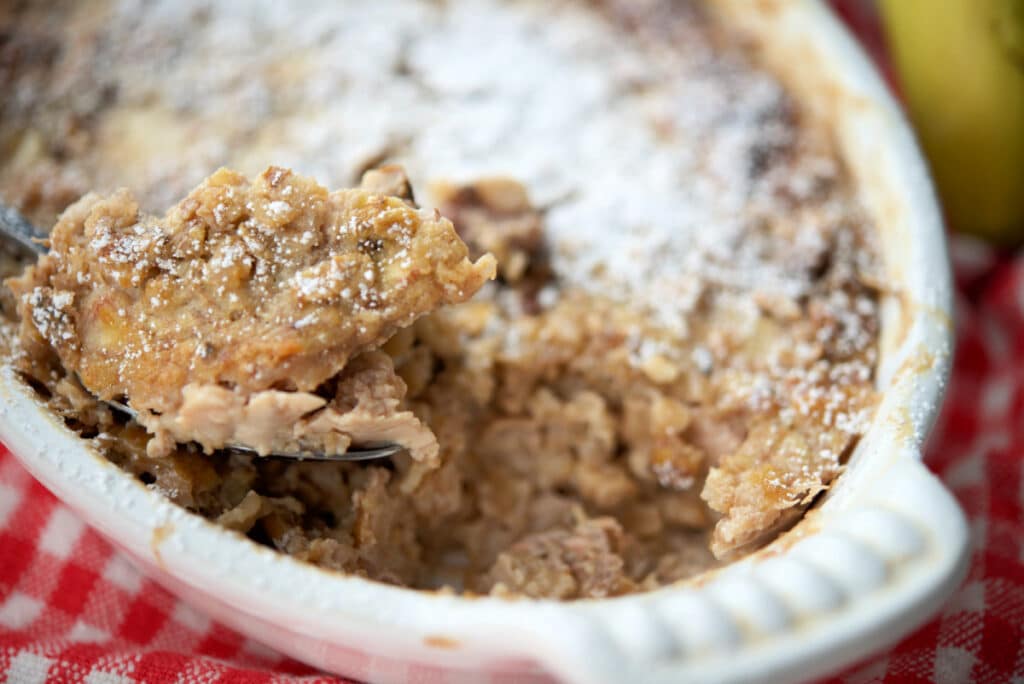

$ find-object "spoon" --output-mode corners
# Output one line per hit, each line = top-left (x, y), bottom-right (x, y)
(0, 200), (400, 462)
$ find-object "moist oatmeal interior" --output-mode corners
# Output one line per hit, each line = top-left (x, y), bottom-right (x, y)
(8, 166), (495, 460)
(1, 0), (882, 598)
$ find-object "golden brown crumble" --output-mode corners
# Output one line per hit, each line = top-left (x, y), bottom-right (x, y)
(8, 166), (495, 458)
(1, 0), (882, 600)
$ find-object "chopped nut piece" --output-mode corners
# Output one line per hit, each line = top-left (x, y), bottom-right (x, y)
(359, 165), (416, 204)
(434, 178), (545, 284)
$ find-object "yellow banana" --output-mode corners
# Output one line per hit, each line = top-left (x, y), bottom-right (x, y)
(879, 0), (1024, 245)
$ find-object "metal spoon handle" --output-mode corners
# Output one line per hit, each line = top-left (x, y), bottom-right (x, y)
(0, 201), (48, 258)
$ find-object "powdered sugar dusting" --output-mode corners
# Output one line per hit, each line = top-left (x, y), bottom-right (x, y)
(12, 0), (880, 436)
(52, 0), (869, 344)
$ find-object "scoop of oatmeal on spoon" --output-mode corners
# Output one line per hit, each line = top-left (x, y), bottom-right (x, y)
(6, 165), (496, 463)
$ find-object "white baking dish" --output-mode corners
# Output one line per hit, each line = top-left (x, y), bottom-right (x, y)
(0, 1), (966, 682)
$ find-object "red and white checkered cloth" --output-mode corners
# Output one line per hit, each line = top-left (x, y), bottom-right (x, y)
(2, 6), (1023, 683)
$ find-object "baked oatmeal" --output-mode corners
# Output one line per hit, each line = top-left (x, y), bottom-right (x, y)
(1, 0), (882, 598)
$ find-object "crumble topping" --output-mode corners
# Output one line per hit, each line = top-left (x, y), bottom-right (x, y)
(1, 0), (881, 598)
